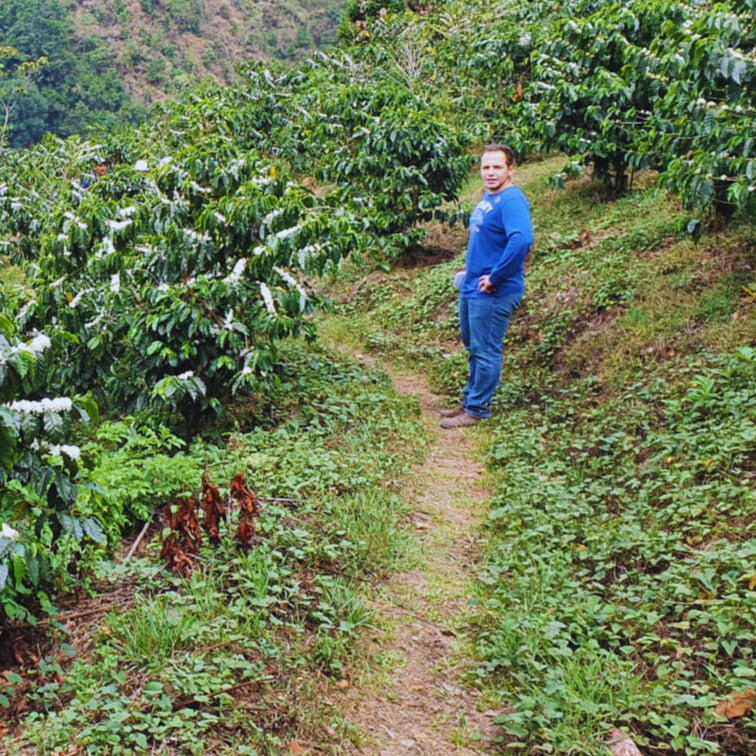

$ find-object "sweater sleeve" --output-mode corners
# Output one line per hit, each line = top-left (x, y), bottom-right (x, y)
(488, 194), (533, 289)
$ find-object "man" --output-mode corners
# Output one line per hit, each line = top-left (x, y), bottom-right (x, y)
(81, 157), (108, 190)
(441, 143), (533, 429)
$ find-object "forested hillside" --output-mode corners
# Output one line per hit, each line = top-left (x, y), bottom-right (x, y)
(68, 0), (343, 96)
(1, 0), (754, 752)
(0, 0), (342, 147)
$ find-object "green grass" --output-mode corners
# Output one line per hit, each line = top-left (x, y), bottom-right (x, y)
(3, 342), (427, 755)
(317, 158), (756, 754)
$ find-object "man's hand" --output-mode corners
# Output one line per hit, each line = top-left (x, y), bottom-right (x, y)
(477, 274), (495, 294)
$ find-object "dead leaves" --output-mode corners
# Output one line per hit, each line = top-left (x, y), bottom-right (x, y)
(201, 471), (226, 544)
(161, 471), (261, 575)
(160, 495), (202, 578)
(715, 688), (756, 719)
(230, 471), (260, 549)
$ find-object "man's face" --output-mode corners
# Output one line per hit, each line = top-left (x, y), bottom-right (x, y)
(480, 150), (513, 193)
(94, 163), (107, 177)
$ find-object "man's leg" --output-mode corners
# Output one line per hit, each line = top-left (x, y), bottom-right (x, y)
(462, 293), (520, 419)
(458, 295), (474, 410)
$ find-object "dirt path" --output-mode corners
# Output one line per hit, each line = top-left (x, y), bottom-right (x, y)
(341, 363), (499, 754)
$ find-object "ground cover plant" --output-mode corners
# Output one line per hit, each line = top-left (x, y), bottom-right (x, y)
(329, 156), (756, 753)
(1, 342), (426, 752)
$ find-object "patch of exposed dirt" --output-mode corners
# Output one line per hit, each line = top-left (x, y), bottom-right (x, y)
(340, 362), (501, 754)
(0, 524), (154, 741)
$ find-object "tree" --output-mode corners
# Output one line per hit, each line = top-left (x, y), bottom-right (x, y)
(0, 45), (47, 146)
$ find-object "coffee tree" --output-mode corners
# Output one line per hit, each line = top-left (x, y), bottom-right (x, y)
(30, 143), (359, 428)
(653, 0), (756, 214)
(0, 313), (103, 621)
(217, 55), (474, 257)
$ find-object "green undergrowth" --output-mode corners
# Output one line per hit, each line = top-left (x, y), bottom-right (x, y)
(3, 343), (427, 754)
(478, 347), (756, 753)
(323, 156), (756, 753)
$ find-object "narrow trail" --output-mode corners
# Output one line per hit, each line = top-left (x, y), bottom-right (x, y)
(341, 363), (500, 754)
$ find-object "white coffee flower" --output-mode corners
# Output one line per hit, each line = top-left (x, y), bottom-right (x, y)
(0, 523), (19, 540)
(28, 334), (51, 354)
(224, 258), (247, 285)
(260, 283), (276, 315)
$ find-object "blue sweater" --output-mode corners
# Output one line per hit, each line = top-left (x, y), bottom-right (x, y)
(461, 186), (533, 298)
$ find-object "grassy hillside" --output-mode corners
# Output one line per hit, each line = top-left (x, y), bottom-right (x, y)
(1, 0), (754, 750)
(322, 156), (756, 753)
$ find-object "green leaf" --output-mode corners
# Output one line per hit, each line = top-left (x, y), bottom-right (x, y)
(54, 474), (78, 507)
(43, 411), (65, 439)
(82, 517), (106, 545)
(75, 395), (100, 424)
(58, 513), (84, 543)
(13, 555), (26, 584)
(26, 557), (39, 586)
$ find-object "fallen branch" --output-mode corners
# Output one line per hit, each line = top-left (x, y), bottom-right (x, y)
(9, 601), (124, 631)
(124, 520), (152, 561)
(172, 675), (275, 710)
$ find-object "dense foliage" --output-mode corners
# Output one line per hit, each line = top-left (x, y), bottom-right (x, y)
(480, 348), (756, 753)
(0, 314), (103, 623)
(0, 42), (471, 623)
(3, 346), (425, 752)
(1, 0), (755, 750)
(347, 0), (755, 215)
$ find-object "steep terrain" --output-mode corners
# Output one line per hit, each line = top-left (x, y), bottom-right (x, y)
(0, 0), (754, 750)
(69, 0), (342, 104)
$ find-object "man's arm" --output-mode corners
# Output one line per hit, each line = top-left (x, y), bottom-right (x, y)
(486, 194), (533, 289)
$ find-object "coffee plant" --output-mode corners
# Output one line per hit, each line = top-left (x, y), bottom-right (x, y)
(653, 0), (756, 214)
(0, 40), (473, 619)
(522, 0), (755, 210)
(0, 313), (103, 622)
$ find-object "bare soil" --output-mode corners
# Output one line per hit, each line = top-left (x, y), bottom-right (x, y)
(340, 363), (500, 754)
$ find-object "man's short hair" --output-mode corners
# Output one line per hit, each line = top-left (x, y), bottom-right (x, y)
(482, 143), (514, 166)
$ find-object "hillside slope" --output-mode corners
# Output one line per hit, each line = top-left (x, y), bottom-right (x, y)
(69, 0), (342, 104)
(0, 0), (342, 147)
(323, 157), (756, 753)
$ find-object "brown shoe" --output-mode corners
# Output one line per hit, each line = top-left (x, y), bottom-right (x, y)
(440, 412), (480, 429)
(439, 407), (464, 418)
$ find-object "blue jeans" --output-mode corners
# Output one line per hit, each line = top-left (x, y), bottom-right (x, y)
(459, 293), (521, 418)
